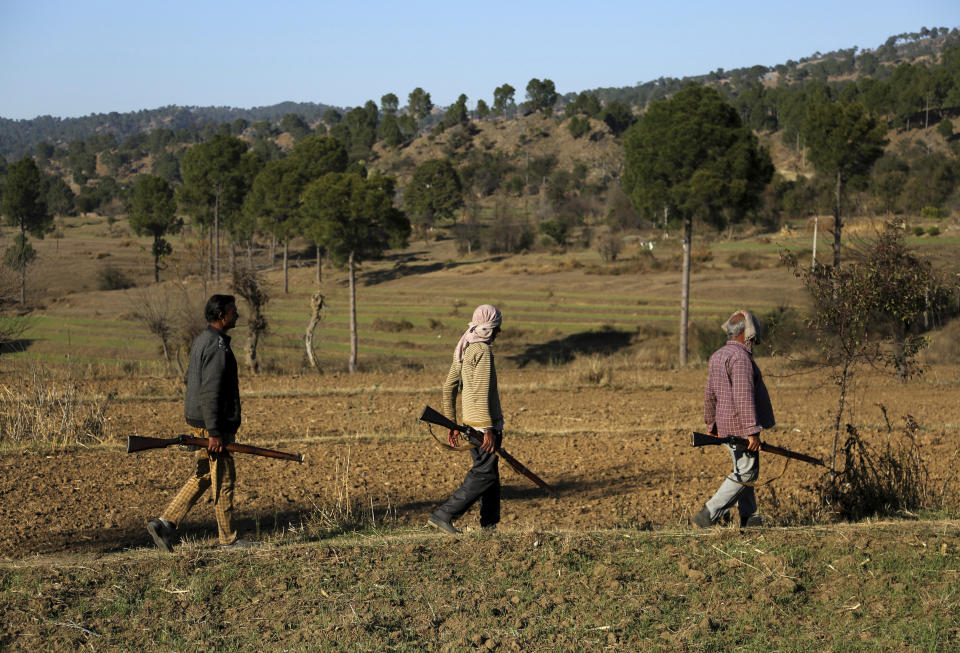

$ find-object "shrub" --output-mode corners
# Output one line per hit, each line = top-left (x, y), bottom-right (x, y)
(372, 318), (414, 332)
(926, 226), (940, 237)
(912, 225), (926, 236)
(728, 251), (769, 270)
(97, 264), (134, 290)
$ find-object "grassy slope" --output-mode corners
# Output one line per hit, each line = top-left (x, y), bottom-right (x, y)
(2, 520), (957, 651)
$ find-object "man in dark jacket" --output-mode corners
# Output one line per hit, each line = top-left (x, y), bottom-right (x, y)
(147, 294), (252, 551)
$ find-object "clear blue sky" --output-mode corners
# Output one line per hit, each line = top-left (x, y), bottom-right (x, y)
(1, 0), (958, 120)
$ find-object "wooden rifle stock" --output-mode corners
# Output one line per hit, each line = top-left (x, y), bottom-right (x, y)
(419, 405), (558, 498)
(691, 431), (824, 467)
(126, 435), (304, 463)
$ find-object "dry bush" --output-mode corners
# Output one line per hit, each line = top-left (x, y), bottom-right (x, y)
(572, 354), (613, 386)
(819, 418), (933, 522)
(920, 316), (960, 366)
(0, 363), (114, 449)
(295, 447), (395, 538)
(727, 250), (772, 270)
(372, 318), (414, 332)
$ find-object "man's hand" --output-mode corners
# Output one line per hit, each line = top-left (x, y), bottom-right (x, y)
(207, 436), (224, 453)
(447, 429), (462, 447)
(480, 429), (496, 454)
(747, 434), (761, 452)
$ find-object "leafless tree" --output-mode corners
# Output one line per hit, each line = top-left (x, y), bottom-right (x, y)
(232, 265), (269, 374)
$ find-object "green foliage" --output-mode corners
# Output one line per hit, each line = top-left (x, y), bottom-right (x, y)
(42, 175), (74, 217)
(803, 102), (887, 182)
(492, 83), (515, 117)
(97, 263), (134, 291)
(407, 87), (433, 129)
(622, 86), (773, 230)
(441, 94), (469, 129)
(403, 159), (463, 233)
(128, 175), (182, 282)
(2, 157), (52, 238)
(330, 101), (379, 162)
(301, 172), (410, 268)
(151, 151), (181, 183)
(279, 113), (312, 142)
(3, 233), (36, 276)
(568, 116), (590, 139)
(936, 118), (954, 139)
(538, 219), (569, 246)
(565, 91), (602, 118)
(475, 99), (490, 120)
(178, 134), (250, 232)
(600, 100), (636, 135)
(525, 78), (559, 114)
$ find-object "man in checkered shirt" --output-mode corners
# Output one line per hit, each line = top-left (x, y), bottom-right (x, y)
(692, 309), (775, 528)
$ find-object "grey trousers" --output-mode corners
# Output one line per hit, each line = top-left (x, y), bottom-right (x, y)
(432, 430), (502, 527)
(705, 442), (759, 524)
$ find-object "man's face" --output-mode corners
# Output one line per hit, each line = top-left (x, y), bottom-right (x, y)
(221, 303), (239, 331)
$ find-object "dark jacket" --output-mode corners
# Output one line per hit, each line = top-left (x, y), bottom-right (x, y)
(184, 325), (241, 440)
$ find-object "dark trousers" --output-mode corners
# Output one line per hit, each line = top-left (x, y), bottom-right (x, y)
(433, 430), (502, 527)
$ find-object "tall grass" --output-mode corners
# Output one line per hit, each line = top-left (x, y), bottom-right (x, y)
(0, 363), (114, 449)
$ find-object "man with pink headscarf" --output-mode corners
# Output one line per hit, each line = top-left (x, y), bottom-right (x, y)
(428, 304), (504, 535)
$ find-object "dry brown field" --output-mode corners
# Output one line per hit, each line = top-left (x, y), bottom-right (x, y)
(1, 214), (958, 560)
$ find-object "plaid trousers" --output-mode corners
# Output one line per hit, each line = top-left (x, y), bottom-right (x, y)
(160, 427), (237, 545)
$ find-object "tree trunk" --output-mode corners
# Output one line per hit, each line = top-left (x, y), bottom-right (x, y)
(247, 239), (253, 268)
(679, 216), (692, 367)
(832, 169), (843, 268)
(214, 185), (221, 283)
(304, 291), (325, 373)
(811, 215), (819, 270)
(283, 240), (289, 294)
(229, 240), (236, 277)
(153, 236), (161, 284)
(246, 322), (261, 375)
(316, 248), (322, 286)
(270, 234), (277, 265)
(348, 251), (358, 373)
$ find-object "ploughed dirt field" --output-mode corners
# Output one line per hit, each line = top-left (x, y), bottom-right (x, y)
(2, 362), (957, 561)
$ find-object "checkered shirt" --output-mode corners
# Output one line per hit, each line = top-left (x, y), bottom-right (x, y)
(704, 341), (775, 437)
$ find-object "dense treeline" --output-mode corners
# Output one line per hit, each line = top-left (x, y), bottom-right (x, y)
(0, 102), (338, 161)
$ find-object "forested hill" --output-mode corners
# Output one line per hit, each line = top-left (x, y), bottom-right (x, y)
(1, 27), (958, 161)
(0, 101), (338, 161)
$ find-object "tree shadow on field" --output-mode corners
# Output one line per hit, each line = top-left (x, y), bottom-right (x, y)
(508, 327), (634, 368)
(0, 338), (34, 355)
(356, 251), (506, 286)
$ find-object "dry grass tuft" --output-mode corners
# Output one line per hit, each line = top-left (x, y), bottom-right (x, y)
(0, 363), (114, 449)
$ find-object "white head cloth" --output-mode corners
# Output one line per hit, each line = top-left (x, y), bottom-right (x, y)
(454, 304), (502, 362)
(721, 309), (759, 342)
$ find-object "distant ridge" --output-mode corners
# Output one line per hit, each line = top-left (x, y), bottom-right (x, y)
(0, 101), (340, 159)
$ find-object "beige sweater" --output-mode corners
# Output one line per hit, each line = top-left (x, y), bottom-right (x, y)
(442, 341), (502, 430)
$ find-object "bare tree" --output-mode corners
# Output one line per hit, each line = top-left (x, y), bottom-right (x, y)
(304, 291), (325, 373)
(232, 266), (269, 374)
(131, 287), (175, 369)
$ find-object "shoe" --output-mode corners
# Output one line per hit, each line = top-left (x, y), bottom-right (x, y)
(692, 505), (714, 528)
(146, 519), (176, 553)
(220, 538), (261, 550)
(428, 515), (461, 535)
(743, 514), (764, 528)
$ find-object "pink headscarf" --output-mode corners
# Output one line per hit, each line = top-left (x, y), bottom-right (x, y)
(454, 304), (502, 362)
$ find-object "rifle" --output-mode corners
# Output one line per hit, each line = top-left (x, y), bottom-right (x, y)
(691, 431), (824, 467)
(126, 434), (304, 463)
(419, 405), (558, 498)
